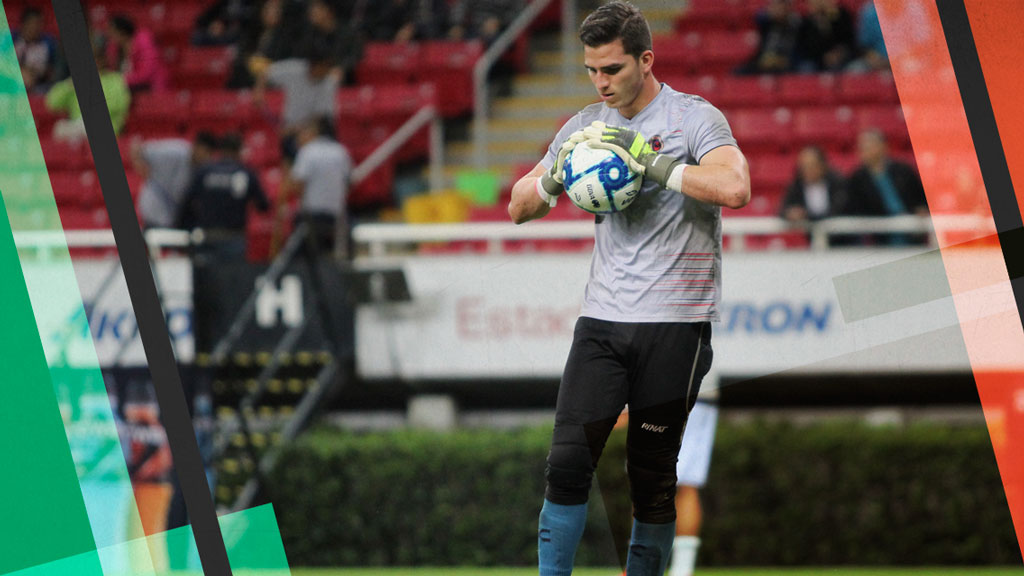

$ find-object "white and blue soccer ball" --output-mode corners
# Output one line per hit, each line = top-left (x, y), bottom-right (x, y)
(562, 141), (643, 214)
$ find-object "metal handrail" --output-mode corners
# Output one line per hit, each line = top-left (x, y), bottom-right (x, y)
(351, 104), (444, 192)
(472, 0), (558, 170)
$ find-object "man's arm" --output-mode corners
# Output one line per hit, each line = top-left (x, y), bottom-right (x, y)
(508, 162), (553, 224)
(671, 145), (751, 209)
(584, 122), (750, 209)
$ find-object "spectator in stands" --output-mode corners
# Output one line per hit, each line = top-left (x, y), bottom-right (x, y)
(299, 0), (361, 81)
(780, 145), (848, 222)
(249, 41), (340, 160)
(133, 131), (219, 229)
(739, 0), (801, 75)
(795, 0), (856, 72)
(228, 0), (289, 87)
(13, 8), (57, 93)
(847, 1), (890, 73)
(448, 0), (523, 45)
(847, 129), (928, 244)
(105, 15), (170, 93)
(363, 0), (449, 43)
(193, 0), (259, 47)
(847, 129), (927, 216)
(178, 132), (270, 258)
(275, 117), (352, 257)
(46, 44), (130, 142)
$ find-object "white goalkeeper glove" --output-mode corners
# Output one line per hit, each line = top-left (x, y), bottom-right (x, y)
(582, 120), (683, 189)
(537, 129), (587, 201)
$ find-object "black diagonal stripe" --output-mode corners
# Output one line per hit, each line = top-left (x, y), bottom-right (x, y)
(48, 2), (233, 574)
(937, 0), (1024, 297)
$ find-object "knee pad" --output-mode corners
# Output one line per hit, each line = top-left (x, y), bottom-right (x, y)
(626, 445), (679, 524)
(545, 441), (595, 505)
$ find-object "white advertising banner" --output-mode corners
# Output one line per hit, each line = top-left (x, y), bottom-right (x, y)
(25, 256), (193, 368)
(356, 248), (983, 380)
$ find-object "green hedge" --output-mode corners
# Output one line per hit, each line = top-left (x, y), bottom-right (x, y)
(265, 420), (1021, 567)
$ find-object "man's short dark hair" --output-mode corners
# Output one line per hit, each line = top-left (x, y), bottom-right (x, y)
(219, 132), (243, 155)
(578, 1), (652, 59)
(194, 131), (219, 150)
(303, 37), (335, 67)
(111, 15), (136, 37)
(21, 8), (42, 23)
(315, 116), (335, 138)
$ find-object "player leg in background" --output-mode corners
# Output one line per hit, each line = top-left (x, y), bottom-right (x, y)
(540, 318), (631, 576)
(624, 322), (712, 576)
(669, 401), (719, 576)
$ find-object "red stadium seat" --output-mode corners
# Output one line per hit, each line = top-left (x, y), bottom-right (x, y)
(838, 72), (900, 105)
(687, 30), (758, 73)
(192, 90), (257, 132)
(357, 42), (419, 85)
(369, 83), (438, 161)
(855, 104), (910, 147)
(416, 41), (483, 118)
(661, 75), (718, 101)
(793, 106), (856, 149)
(730, 107), (793, 153)
(778, 74), (838, 106)
(58, 206), (109, 230)
(675, 0), (751, 33)
(28, 94), (59, 136)
(129, 90), (191, 135)
(468, 204), (511, 221)
(173, 47), (233, 91)
(717, 75), (778, 109)
(39, 138), (93, 172)
(653, 36), (699, 74)
(242, 130), (282, 169)
(349, 160), (395, 208)
(748, 152), (795, 196)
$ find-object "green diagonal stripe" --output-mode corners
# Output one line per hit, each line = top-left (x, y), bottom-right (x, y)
(0, 186), (101, 574)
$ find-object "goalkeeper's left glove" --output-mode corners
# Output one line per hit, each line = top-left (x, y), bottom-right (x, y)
(537, 129), (587, 202)
(582, 121), (683, 189)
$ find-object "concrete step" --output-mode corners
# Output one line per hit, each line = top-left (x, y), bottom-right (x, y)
(446, 147), (546, 167)
(513, 73), (596, 97)
(492, 94), (597, 119)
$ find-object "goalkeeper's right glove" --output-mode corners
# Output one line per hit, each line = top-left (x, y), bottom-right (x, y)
(537, 130), (587, 202)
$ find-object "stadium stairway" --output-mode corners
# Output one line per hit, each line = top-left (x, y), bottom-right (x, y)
(440, 6), (679, 193)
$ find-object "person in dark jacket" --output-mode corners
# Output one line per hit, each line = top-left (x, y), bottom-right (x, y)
(796, 0), (856, 71)
(846, 129), (926, 217)
(178, 133), (270, 259)
(846, 128), (928, 245)
(780, 145), (847, 222)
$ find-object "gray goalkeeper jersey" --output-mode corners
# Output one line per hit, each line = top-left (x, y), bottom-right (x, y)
(541, 83), (737, 323)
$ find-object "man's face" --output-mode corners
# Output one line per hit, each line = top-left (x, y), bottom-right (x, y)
(583, 39), (650, 114)
(858, 132), (887, 165)
(798, 148), (826, 183)
(309, 60), (332, 80)
(21, 16), (42, 41)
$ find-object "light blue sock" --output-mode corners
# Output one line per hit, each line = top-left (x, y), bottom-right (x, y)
(625, 519), (675, 576)
(538, 499), (588, 576)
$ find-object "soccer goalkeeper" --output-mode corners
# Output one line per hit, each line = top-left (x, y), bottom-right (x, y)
(507, 2), (750, 575)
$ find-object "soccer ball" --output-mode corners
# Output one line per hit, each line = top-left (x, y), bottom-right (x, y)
(562, 141), (643, 214)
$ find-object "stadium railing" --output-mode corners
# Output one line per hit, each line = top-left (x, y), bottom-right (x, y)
(351, 214), (991, 258)
(352, 104), (445, 195)
(472, 0), (570, 169)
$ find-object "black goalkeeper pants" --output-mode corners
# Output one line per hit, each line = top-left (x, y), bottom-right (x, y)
(544, 317), (713, 524)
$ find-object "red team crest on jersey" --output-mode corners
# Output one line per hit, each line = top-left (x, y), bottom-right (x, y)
(649, 135), (663, 152)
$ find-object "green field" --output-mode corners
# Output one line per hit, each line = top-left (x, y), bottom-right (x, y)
(291, 568), (1024, 576)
